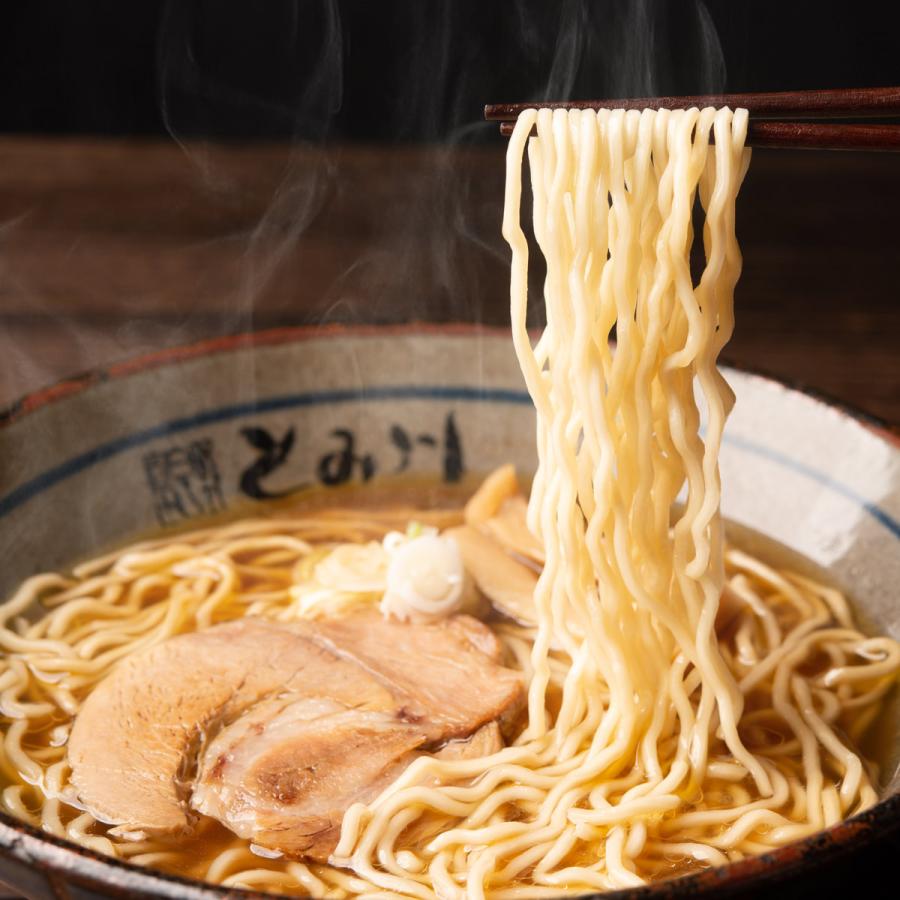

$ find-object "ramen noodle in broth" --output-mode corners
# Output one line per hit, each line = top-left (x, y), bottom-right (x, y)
(1, 107), (899, 898)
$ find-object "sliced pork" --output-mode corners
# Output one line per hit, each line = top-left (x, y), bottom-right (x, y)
(67, 618), (392, 838)
(194, 707), (506, 861)
(305, 611), (524, 737)
(67, 612), (523, 857)
(193, 695), (434, 859)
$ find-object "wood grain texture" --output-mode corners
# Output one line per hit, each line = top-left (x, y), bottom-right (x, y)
(0, 138), (897, 424)
(485, 86), (900, 120)
(497, 119), (900, 149)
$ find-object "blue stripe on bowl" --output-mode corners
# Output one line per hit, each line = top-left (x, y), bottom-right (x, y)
(0, 387), (531, 519)
(0, 385), (898, 540)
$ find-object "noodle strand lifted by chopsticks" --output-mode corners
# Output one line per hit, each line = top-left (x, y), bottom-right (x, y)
(332, 107), (898, 897)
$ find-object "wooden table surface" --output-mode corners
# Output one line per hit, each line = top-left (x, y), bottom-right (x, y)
(0, 137), (897, 424)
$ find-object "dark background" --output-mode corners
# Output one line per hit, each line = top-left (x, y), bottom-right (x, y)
(2, 0), (900, 142)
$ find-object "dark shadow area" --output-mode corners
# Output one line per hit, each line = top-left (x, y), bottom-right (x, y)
(1, 0), (899, 141)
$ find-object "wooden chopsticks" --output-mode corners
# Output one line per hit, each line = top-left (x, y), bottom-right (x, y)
(485, 87), (900, 151)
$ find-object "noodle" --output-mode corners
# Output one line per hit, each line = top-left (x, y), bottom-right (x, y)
(1, 106), (898, 898)
(331, 106), (898, 895)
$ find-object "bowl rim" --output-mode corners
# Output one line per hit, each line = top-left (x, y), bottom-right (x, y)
(0, 322), (898, 900)
(2, 322), (897, 437)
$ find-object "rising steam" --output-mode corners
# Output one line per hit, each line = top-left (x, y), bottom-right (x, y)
(1, 0), (727, 409)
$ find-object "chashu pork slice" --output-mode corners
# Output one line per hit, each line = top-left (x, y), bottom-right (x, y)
(67, 617), (398, 838)
(303, 611), (524, 737)
(193, 695), (431, 859)
(191, 615), (523, 860)
(193, 698), (505, 861)
(68, 612), (524, 850)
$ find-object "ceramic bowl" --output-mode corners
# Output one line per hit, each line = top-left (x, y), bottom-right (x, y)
(0, 326), (898, 899)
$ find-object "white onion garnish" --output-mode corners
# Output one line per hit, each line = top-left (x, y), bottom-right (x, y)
(290, 524), (466, 622)
(379, 532), (465, 622)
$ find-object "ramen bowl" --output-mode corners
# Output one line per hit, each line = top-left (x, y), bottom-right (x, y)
(0, 325), (898, 899)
